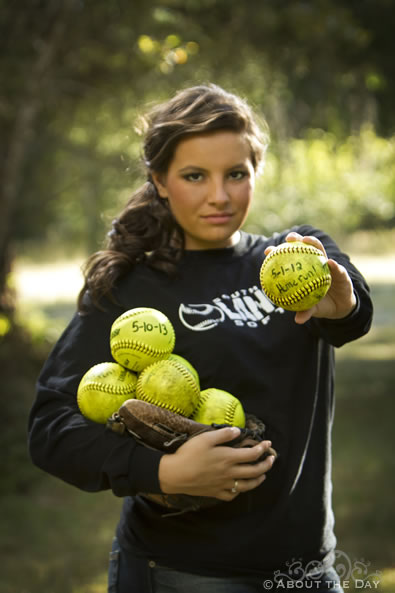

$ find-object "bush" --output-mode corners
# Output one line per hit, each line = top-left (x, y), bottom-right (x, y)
(246, 126), (395, 237)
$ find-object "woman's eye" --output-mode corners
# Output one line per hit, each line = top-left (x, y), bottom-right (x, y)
(229, 170), (247, 180)
(184, 172), (203, 182)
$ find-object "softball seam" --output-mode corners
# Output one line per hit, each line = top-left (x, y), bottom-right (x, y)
(191, 391), (210, 417)
(115, 308), (158, 322)
(78, 381), (136, 396)
(133, 391), (186, 416)
(263, 243), (323, 263)
(111, 339), (173, 357)
(224, 399), (238, 425)
(171, 361), (200, 396)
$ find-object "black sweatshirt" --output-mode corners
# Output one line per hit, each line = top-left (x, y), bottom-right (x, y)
(28, 225), (373, 577)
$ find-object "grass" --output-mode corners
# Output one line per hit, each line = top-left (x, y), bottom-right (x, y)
(1, 480), (121, 593)
(330, 281), (395, 591)
(1, 254), (394, 592)
(0, 326), (120, 593)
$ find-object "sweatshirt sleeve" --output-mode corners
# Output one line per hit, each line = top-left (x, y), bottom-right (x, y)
(294, 224), (373, 347)
(28, 296), (164, 497)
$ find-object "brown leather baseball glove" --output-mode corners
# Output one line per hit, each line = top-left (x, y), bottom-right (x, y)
(107, 399), (277, 515)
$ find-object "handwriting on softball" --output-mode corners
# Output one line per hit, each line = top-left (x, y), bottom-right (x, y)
(99, 367), (129, 382)
(110, 322), (169, 338)
(271, 262), (318, 294)
(132, 321), (169, 334)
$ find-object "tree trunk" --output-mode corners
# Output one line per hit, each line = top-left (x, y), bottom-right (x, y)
(0, 0), (79, 314)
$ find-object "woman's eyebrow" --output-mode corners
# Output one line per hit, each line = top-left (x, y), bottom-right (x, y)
(178, 162), (248, 174)
(178, 165), (207, 173)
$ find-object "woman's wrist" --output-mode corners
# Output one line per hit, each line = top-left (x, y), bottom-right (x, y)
(158, 453), (177, 494)
(335, 291), (357, 319)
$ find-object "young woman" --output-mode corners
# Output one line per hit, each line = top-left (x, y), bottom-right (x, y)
(28, 84), (373, 593)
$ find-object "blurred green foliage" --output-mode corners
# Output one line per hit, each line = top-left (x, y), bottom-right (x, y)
(247, 126), (395, 237)
(2, 0), (395, 269)
(15, 123), (395, 254)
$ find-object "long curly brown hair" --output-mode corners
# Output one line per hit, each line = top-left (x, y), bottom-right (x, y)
(78, 84), (269, 312)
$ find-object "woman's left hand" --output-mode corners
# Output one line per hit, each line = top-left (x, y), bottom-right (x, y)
(265, 232), (357, 325)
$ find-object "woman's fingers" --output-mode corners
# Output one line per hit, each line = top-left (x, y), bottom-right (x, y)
(264, 233), (327, 257)
(159, 427), (277, 498)
(196, 427), (274, 465)
(217, 471), (270, 501)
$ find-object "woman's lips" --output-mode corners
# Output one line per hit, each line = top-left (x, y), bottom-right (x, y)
(202, 213), (233, 223)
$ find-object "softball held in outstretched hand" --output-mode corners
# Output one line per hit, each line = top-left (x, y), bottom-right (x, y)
(110, 307), (176, 373)
(77, 362), (138, 423)
(259, 241), (332, 311)
(191, 388), (246, 428)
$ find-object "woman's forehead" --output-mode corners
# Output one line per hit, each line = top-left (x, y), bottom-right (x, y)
(170, 131), (253, 169)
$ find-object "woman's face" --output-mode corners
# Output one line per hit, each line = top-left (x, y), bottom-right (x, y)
(153, 131), (256, 250)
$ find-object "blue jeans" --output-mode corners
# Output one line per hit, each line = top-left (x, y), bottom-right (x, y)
(108, 537), (344, 593)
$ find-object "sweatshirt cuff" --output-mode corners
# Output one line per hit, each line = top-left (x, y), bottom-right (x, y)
(128, 444), (164, 494)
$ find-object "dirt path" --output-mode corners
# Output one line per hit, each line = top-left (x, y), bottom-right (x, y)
(14, 259), (84, 304)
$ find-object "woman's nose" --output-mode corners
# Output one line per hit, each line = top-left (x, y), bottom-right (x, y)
(208, 179), (230, 205)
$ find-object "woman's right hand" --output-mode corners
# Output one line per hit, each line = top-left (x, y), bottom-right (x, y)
(158, 426), (276, 501)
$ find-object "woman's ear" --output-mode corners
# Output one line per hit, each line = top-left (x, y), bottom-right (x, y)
(151, 172), (168, 199)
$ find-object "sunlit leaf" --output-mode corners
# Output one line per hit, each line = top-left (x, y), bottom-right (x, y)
(0, 315), (11, 338)
(173, 48), (188, 64)
(165, 34), (181, 48)
(186, 41), (199, 55)
(138, 35), (156, 54)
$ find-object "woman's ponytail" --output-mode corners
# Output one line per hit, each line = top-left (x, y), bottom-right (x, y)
(77, 181), (183, 312)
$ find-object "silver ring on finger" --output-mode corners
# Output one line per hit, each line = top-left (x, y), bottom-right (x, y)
(231, 479), (238, 494)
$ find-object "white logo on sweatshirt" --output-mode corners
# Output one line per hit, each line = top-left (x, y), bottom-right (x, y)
(179, 286), (283, 331)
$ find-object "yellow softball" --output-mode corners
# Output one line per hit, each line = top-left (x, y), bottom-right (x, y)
(259, 241), (332, 311)
(191, 388), (246, 428)
(77, 362), (138, 424)
(136, 358), (200, 417)
(168, 353), (200, 388)
(110, 307), (175, 373)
